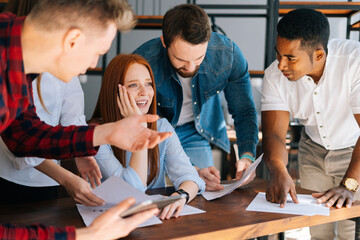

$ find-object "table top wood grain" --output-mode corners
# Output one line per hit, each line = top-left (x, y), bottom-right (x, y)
(1, 178), (359, 240)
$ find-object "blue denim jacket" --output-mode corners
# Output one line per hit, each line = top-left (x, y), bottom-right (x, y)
(134, 32), (258, 155)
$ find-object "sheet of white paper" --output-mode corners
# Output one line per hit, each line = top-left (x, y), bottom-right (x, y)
(246, 192), (329, 216)
(76, 176), (162, 227)
(149, 194), (206, 217)
(93, 175), (152, 204)
(180, 205), (206, 216)
(202, 154), (263, 201)
(76, 204), (162, 227)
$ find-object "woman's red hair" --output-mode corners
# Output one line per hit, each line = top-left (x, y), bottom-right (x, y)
(91, 54), (159, 185)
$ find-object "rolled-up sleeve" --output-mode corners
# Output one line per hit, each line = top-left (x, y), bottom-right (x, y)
(261, 62), (290, 112)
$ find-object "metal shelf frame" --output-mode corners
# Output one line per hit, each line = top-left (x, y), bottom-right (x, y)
(279, 1), (360, 40)
(191, 0), (280, 71)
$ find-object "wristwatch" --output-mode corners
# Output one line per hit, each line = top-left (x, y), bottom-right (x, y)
(341, 178), (359, 192)
(174, 189), (190, 204)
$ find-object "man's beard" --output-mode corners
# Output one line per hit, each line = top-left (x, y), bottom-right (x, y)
(175, 65), (200, 78)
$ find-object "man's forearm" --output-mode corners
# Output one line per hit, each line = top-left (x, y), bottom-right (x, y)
(262, 134), (289, 175)
(92, 122), (116, 147)
(2, 107), (97, 159)
(343, 137), (360, 182)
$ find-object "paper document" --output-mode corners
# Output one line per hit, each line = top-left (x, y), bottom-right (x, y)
(76, 176), (161, 227)
(92, 175), (151, 204)
(246, 192), (329, 216)
(202, 154), (263, 201)
(76, 204), (162, 227)
(180, 205), (206, 216)
(77, 176), (205, 227)
(149, 194), (206, 217)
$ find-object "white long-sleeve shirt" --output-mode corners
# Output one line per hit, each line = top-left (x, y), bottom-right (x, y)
(0, 73), (86, 186)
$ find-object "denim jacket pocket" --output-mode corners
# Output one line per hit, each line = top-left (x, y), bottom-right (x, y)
(203, 81), (227, 101)
(156, 94), (175, 119)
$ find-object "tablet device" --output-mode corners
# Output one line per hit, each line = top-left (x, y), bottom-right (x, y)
(120, 194), (185, 218)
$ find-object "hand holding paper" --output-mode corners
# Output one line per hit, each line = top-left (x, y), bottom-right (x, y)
(202, 154), (263, 201)
(234, 144), (256, 184)
(197, 166), (223, 191)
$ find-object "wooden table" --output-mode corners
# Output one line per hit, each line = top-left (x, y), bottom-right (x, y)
(1, 178), (359, 240)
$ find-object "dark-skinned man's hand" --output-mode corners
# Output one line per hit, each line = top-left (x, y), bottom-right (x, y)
(266, 169), (298, 208)
(312, 186), (356, 208)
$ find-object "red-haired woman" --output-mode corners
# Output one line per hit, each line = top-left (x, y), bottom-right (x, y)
(92, 54), (205, 220)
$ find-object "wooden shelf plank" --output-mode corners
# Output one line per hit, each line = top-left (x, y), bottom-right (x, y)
(86, 67), (103, 75)
(135, 15), (162, 29)
(280, 9), (357, 15)
(249, 70), (264, 78)
(352, 21), (360, 29)
(279, 1), (360, 16)
(281, 1), (360, 6)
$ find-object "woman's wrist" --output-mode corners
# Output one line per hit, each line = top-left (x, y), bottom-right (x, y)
(174, 189), (190, 204)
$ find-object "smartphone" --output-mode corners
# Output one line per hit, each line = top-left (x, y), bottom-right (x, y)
(120, 194), (185, 218)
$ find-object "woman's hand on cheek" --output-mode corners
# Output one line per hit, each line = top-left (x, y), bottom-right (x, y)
(118, 84), (142, 117)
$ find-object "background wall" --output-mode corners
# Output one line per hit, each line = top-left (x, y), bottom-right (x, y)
(80, 0), (360, 119)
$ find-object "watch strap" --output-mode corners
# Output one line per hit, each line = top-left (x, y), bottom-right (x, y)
(341, 178), (359, 192)
(240, 154), (255, 163)
(175, 189), (189, 204)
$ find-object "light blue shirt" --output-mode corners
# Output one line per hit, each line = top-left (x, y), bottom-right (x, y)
(0, 73), (86, 186)
(94, 118), (205, 193)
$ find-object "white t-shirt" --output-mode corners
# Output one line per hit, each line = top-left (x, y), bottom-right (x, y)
(177, 73), (194, 126)
(261, 39), (360, 150)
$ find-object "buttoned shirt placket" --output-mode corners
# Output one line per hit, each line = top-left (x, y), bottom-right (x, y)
(310, 76), (330, 149)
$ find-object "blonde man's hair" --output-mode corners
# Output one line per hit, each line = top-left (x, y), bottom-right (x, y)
(27, 0), (137, 32)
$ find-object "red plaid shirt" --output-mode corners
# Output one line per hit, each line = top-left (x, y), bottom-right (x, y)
(0, 224), (75, 240)
(0, 13), (31, 132)
(0, 13), (97, 159)
(0, 13), (95, 240)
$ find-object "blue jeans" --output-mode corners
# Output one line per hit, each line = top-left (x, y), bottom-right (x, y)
(175, 122), (214, 169)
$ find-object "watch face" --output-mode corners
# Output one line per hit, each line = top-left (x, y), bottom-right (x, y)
(345, 178), (359, 191)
